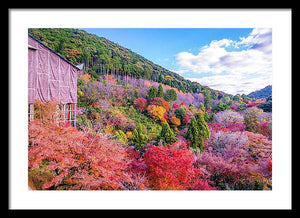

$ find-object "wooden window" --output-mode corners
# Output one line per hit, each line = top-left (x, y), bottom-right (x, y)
(28, 104), (34, 122)
(28, 103), (76, 127)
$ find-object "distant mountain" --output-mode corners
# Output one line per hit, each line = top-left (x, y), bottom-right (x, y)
(28, 28), (230, 99)
(247, 85), (272, 99)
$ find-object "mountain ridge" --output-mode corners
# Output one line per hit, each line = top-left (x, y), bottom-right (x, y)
(247, 85), (272, 99)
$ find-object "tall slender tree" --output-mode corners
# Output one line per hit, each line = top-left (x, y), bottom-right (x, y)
(186, 113), (210, 152)
(158, 84), (164, 98)
(199, 102), (205, 112)
(186, 116), (200, 150)
(204, 90), (212, 110)
(196, 112), (210, 151)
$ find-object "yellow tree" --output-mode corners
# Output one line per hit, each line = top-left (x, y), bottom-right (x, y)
(146, 105), (166, 123)
(170, 116), (181, 132)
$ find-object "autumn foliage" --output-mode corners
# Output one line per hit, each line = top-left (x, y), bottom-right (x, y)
(149, 97), (170, 111)
(28, 24), (274, 193)
(195, 130), (272, 190)
(146, 105), (167, 123)
(28, 120), (146, 190)
(33, 99), (60, 123)
(134, 97), (148, 112)
(29, 74), (272, 191)
(169, 116), (181, 131)
(79, 73), (91, 84)
(143, 141), (213, 190)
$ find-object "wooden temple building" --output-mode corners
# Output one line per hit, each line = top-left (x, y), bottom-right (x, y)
(28, 34), (82, 126)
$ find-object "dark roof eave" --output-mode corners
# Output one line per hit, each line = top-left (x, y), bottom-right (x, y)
(28, 33), (81, 71)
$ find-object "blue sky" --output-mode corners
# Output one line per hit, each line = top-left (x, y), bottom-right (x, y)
(81, 28), (272, 95)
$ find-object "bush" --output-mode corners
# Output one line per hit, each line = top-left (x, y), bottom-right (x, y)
(76, 114), (93, 131)
(213, 102), (229, 112)
(213, 110), (244, 128)
(134, 97), (148, 112)
(110, 114), (136, 132)
(194, 130), (272, 190)
(259, 121), (272, 139)
(149, 97), (170, 111)
(243, 108), (262, 133)
(118, 106), (161, 140)
(144, 141), (213, 190)
(164, 89), (177, 102)
(182, 112), (192, 124)
(115, 130), (128, 144)
(208, 122), (246, 132)
(237, 102), (247, 111)
(169, 116), (181, 131)
(174, 105), (189, 121)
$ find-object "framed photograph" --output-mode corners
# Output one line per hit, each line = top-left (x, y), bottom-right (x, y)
(9, 8), (292, 210)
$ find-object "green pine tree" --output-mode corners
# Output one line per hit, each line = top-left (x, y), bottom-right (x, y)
(133, 89), (139, 100)
(186, 116), (200, 149)
(204, 90), (212, 110)
(158, 73), (164, 83)
(146, 86), (158, 99)
(131, 123), (149, 150)
(186, 113), (210, 152)
(209, 112), (215, 122)
(158, 84), (164, 97)
(196, 113), (210, 151)
(199, 103), (205, 112)
(157, 122), (178, 146)
(204, 111), (210, 122)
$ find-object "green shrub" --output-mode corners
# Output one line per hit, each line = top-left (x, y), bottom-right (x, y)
(115, 130), (128, 144)
(131, 123), (149, 150)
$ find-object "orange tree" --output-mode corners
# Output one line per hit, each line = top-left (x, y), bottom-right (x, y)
(149, 97), (170, 111)
(146, 105), (167, 123)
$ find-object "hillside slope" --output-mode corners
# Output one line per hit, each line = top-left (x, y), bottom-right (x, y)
(247, 85), (272, 99)
(28, 28), (229, 99)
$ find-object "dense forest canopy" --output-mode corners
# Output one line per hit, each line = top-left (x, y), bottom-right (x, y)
(247, 85), (272, 100)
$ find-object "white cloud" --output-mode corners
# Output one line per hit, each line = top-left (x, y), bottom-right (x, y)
(237, 28), (272, 54)
(210, 38), (234, 48)
(175, 28), (272, 95)
(187, 71), (272, 95)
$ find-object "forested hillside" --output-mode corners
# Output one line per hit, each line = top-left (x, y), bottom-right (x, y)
(28, 28), (272, 191)
(247, 85), (272, 99)
(28, 28), (229, 99)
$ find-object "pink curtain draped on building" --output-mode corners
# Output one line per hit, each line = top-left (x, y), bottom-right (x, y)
(28, 36), (78, 104)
